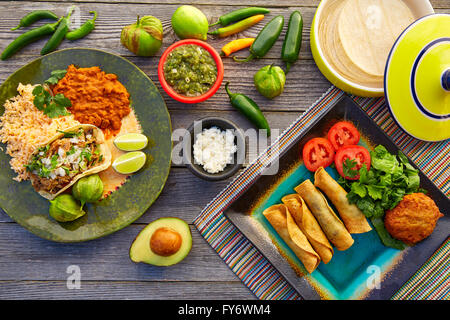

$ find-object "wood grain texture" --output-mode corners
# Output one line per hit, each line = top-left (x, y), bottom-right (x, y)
(0, 280), (255, 300)
(0, 0), (448, 300)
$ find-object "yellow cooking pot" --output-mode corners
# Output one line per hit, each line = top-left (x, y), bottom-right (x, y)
(384, 13), (450, 141)
(310, 0), (434, 97)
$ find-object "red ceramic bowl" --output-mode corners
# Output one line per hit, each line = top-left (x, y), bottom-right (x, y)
(158, 39), (224, 104)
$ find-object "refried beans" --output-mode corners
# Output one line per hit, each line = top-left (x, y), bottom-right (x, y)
(53, 65), (131, 138)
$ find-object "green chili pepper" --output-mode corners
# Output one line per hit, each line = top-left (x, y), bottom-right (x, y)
(11, 10), (59, 31)
(209, 7), (270, 27)
(281, 11), (303, 74)
(66, 11), (97, 41)
(208, 14), (264, 38)
(40, 7), (74, 55)
(233, 15), (284, 63)
(225, 82), (270, 136)
(1, 19), (62, 60)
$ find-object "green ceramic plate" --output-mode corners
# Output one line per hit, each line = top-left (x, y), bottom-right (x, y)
(0, 48), (172, 242)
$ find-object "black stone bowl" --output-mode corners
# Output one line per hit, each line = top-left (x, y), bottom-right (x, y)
(183, 117), (246, 181)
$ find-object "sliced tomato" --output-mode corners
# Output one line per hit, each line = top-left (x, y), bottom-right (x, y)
(335, 145), (371, 180)
(302, 137), (335, 172)
(327, 121), (360, 150)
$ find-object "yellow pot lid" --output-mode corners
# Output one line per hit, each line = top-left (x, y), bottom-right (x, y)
(385, 14), (450, 142)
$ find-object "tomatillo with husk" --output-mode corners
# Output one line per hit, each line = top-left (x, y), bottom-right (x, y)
(49, 194), (86, 222)
(72, 174), (104, 207)
(254, 64), (286, 99)
(121, 15), (163, 56)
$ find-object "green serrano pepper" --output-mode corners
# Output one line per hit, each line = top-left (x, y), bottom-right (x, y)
(1, 19), (62, 60)
(233, 15), (284, 63)
(225, 82), (270, 136)
(41, 7), (74, 55)
(11, 10), (59, 31)
(281, 11), (303, 74)
(209, 7), (270, 27)
(66, 11), (97, 41)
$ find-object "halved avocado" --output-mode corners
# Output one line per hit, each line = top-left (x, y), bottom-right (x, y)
(129, 217), (192, 266)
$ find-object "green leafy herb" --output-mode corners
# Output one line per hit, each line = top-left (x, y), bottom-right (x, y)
(66, 146), (76, 156)
(338, 145), (422, 250)
(44, 69), (67, 85)
(80, 149), (92, 162)
(32, 70), (71, 118)
(343, 158), (359, 178)
(57, 128), (83, 139)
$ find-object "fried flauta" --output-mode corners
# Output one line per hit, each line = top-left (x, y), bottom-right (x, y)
(263, 204), (320, 273)
(295, 179), (354, 251)
(314, 167), (372, 233)
(282, 194), (334, 263)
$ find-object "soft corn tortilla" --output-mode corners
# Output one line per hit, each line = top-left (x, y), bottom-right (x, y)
(29, 124), (112, 200)
(282, 194), (334, 264)
(263, 204), (320, 273)
(295, 179), (354, 251)
(314, 167), (372, 234)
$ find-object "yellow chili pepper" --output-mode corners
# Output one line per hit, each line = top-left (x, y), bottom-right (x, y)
(209, 14), (265, 38)
(221, 38), (255, 57)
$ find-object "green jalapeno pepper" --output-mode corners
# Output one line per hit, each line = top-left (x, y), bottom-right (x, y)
(225, 82), (270, 136)
(209, 7), (270, 27)
(233, 15), (284, 63)
(208, 14), (264, 38)
(11, 10), (59, 31)
(66, 11), (97, 41)
(40, 7), (74, 55)
(281, 11), (303, 74)
(1, 18), (62, 60)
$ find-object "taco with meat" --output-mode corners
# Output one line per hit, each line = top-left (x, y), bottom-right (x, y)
(25, 124), (112, 200)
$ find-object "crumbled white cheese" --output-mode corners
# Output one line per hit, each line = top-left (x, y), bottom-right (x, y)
(57, 147), (65, 158)
(193, 127), (237, 174)
(55, 167), (66, 177)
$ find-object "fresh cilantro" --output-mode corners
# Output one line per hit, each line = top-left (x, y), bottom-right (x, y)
(61, 166), (70, 175)
(44, 69), (67, 85)
(50, 154), (58, 169)
(57, 128), (83, 138)
(80, 149), (92, 162)
(338, 145), (421, 250)
(342, 158), (358, 178)
(32, 70), (71, 118)
(66, 146), (76, 156)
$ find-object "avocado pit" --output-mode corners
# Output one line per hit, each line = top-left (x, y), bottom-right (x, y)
(150, 227), (182, 256)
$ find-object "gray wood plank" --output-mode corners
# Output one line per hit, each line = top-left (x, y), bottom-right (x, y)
(0, 2), (317, 60)
(0, 56), (331, 112)
(0, 0), (448, 300)
(0, 222), (240, 281)
(0, 280), (255, 299)
(21, 0), (450, 10)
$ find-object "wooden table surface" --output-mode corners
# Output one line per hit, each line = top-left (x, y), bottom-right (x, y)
(0, 0), (448, 300)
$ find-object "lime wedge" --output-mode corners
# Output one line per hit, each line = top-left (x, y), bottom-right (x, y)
(112, 151), (146, 174)
(114, 133), (148, 151)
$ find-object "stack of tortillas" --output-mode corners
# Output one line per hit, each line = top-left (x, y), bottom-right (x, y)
(312, 0), (432, 96)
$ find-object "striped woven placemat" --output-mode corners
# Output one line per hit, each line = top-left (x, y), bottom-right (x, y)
(193, 86), (450, 300)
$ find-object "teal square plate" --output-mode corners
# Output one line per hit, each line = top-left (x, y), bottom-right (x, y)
(224, 95), (449, 300)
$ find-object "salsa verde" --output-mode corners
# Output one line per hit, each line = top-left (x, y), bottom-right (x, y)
(164, 44), (217, 97)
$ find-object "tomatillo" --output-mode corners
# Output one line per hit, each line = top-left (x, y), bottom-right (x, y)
(49, 194), (86, 222)
(72, 174), (104, 207)
(254, 64), (286, 99)
(121, 15), (163, 56)
(171, 5), (208, 41)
